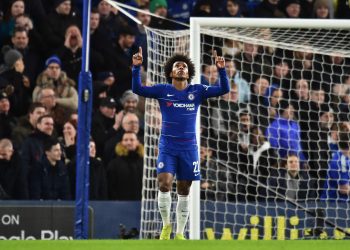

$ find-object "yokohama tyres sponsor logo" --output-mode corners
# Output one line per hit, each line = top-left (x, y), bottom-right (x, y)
(173, 103), (195, 108)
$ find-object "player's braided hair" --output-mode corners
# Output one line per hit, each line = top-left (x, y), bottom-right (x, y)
(164, 54), (195, 84)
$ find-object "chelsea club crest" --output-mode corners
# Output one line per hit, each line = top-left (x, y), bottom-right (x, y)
(188, 93), (194, 101)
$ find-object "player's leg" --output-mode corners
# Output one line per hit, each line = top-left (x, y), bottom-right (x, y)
(174, 150), (200, 240)
(157, 152), (176, 240)
(175, 180), (192, 240)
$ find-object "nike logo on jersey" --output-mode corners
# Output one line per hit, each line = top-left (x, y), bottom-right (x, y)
(194, 173), (200, 176)
(167, 94), (174, 97)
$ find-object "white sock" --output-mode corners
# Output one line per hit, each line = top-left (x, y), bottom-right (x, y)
(176, 194), (189, 235)
(158, 191), (171, 226)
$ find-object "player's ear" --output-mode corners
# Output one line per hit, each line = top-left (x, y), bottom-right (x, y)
(170, 72), (173, 78)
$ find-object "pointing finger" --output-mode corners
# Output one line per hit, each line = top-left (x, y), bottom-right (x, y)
(139, 46), (142, 55)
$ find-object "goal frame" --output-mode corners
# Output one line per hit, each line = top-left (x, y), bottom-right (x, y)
(189, 17), (350, 240)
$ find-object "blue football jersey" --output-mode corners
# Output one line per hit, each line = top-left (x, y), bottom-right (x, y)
(132, 65), (229, 150)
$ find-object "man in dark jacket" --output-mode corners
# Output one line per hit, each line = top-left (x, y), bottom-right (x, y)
(31, 137), (70, 200)
(0, 138), (28, 199)
(107, 131), (143, 200)
(20, 114), (55, 198)
(12, 102), (46, 149)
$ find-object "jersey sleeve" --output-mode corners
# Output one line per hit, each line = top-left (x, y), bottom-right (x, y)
(200, 68), (230, 99)
(132, 65), (163, 98)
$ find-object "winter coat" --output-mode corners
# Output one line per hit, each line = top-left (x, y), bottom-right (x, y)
(30, 156), (71, 200)
(0, 152), (29, 199)
(33, 71), (78, 110)
(107, 143), (144, 200)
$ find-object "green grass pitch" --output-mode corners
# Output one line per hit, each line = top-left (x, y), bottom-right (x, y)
(1, 240), (350, 250)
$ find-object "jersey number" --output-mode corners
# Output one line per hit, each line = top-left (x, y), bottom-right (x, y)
(193, 161), (199, 173)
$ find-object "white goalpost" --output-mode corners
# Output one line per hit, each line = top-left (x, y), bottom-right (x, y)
(141, 18), (350, 240)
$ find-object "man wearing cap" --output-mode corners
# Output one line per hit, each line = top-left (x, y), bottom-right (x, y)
(149, 0), (175, 30)
(0, 45), (31, 117)
(0, 91), (17, 139)
(91, 96), (118, 157)
(113, 89), (140, 131)
(33, 55), (78, 111)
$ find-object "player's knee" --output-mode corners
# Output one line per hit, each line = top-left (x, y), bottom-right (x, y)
(158, 180), (172, 192)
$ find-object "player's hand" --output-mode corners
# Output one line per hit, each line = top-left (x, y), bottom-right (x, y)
(213, 50), (225, 69)
(132, 47), (143, 66)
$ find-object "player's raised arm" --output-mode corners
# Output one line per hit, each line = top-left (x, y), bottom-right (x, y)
(132, 47), (162, 98)
(201, 50), (230, 99)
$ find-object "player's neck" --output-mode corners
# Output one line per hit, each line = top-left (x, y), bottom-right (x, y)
(172, 79), (188, 90)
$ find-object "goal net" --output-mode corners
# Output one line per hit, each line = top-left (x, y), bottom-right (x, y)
(141, 19), (350, 240)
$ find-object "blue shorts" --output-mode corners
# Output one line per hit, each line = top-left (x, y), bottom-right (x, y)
(157, 149), (200, 181)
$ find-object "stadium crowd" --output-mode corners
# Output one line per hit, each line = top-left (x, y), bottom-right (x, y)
(0, 0), (350, 202)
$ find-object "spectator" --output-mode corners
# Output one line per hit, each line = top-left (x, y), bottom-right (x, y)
(200, 140), (235, 201)
(312, 0), (333, 18)
(45, 0), (80, 51)
(56, 24), (104, 82)
(268, 153), (310, 201)
(96, 0), (128, 41)
(254, 0), (283, 18)
(201, 64), (218, 85)
(149, 0), (175, 30)
(9, 27), (43, 86)
(235, 42), (271, 84)
(0, 138), (28, 199)
(89, 8), (114, 71)
(167, 0), (195, 27)
(68, 139), (108, 200)
(31, 137), (70, 200)
(321, 128), (350, 201)
(0, 45), (31, 116)
(290, 79), (310, 121)
(225, 56), (250, 104)
(14, 14), (47, 55)
(250, 77), (270, 132)
(337, 88), (350, 121)
(113, 90), (140, 131)
(264, 84), (284, 119)
(103, 112), (143, 164)
(225, 0), (243, 17)
(91, 96), (117, 157)
(33, 55), (78, 111)
(270, 58), (291, 90)
(335, 0), (350, 18)
(107, 131), (144, 200)
(0, 0), (25, 45)
(314, 53), (350, 93)
(279, 0), (301, 18)
(289, 49), (314, 81)
(60, 119), (77, 162)
(265, 100), (306, 163)
(308, 105), (334, 197)
(11, 102), (46, 149)
(111, 26), (137, 95)
(36, 87), (71, 134)
(222, 38), (241, 58)
(21, 114), (55, 198)
(0, 91), (16, 139)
